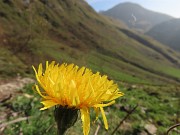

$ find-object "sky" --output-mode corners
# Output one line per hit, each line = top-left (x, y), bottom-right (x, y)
(86, 0), (180, 18)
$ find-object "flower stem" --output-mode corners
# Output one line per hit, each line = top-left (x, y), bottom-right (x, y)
(54, 106), (78, 135)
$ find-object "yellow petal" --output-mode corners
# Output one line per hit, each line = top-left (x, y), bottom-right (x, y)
(80, 108), (90, 135)
(93, 100), (115, 108)
(94, 107), (99, 122)
(35, 85), (47, 98)
(32, 66), (42, 84)
(38, 63), (43, 76)
(108, 92), (124, 100)
(46, 61), (49, 69)
(100, 107), (108, 129)
(40, 100), (58, 110)
(77, 67), (85, 77)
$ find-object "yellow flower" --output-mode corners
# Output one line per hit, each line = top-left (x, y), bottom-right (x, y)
(33, 61), (123, 135)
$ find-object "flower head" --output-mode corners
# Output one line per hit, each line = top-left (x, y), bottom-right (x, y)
(33, 61), (123, 135)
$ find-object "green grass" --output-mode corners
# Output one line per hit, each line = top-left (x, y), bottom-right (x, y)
(102, 66), (147, 83)
(86, 51), (176, 85)
(2, 83), (179, 135)
(3, 84), (57, 135)
(0, 47), (26, 78)
(160, 67), (180, 78)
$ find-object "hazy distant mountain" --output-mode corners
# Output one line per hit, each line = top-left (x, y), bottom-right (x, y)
(146, 19), (180, 51)
(102, 2), (173, 32)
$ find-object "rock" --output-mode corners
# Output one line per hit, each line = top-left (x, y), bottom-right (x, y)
(132, 85), (137, 89)
(120, 121), (132, 131)
(140, 107), (147, 114)
(0, 77), (34, 102)
(145, 124), (157, 135)
(140, 131), (148, 135)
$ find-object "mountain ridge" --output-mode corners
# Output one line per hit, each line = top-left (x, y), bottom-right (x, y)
(146, 18), (180, 51)
(101, 2), (173, 32)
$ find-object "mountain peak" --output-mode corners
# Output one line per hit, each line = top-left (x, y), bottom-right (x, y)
(102, 2), (173, 32)
(112, 2), (144, 9)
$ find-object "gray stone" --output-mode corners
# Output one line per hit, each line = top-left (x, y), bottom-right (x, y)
(145, 124), (157, 135)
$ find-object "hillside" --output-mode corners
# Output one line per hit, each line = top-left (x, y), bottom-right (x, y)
(146, 18), (180, 51)
(101, 2), (173, 32)
(0, 0), (180, 86)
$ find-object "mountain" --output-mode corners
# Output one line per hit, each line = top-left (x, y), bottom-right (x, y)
(0, 0), (180, 85)
(146, 18), (180, 51)
(101, 2), (173, 32)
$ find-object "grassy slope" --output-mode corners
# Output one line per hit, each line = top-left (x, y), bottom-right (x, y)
(0, 0), (180, 85)
(146, 18), (180, 51)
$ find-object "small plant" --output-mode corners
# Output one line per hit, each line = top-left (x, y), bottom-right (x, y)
(32, 61), (124, 135)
